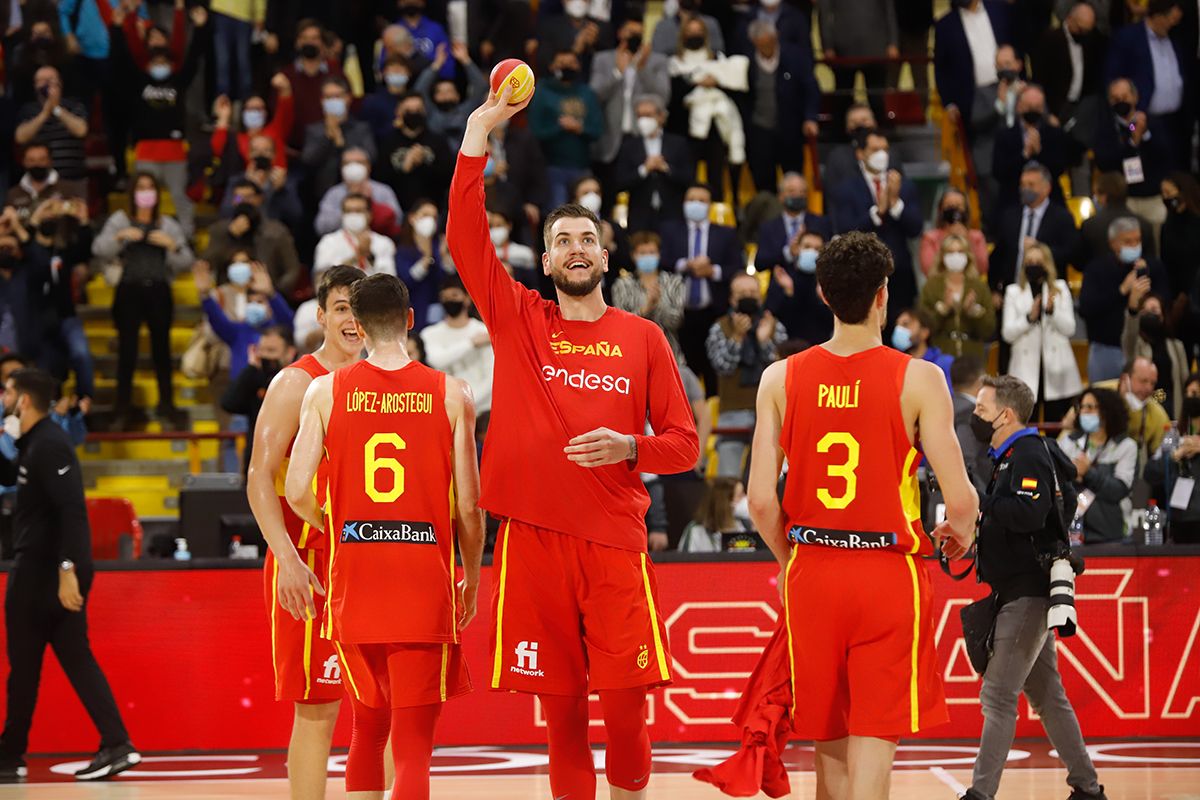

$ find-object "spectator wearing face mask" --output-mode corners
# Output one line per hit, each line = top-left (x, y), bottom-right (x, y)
(612, 232), (686, 356)
(1122, 292), (1187, 419)
(195, 260), (294, 380)
(755, 173), (832, 275)
(990, 161), (1081, 293)
(764, 230), (831, 349)
(7, 20), (74, 111)
(919, 234), (995, 360)
(920, 188), (989, 276)
(360, 55), (417, 142)
(1077, 171), (1156, 268)
(6, 144), (84, 228)
(1145, 372), (1200, 544)
(933, 0), (1014, 134)
(313, 194), (398, 280)
(538, 0), (614, 77)
(216, 144), (303, 231)
(485, 209), (537, 288)
(993, 84), (1077, 211)
(416, 42), (490, 151)
(591, 17), (671, 180)
(1057, 386), (1136, 543)
(200, 180), (303, 293)
(652, 0), (725, 55)
(301, 77), (377, 201)
(210, 74), (293, 179)
(891, 308), (954, 388)
(530, 48), (605, 208)
(314, 148), (403, 237)
(1080, 216), (1169, 382)
(396, 0), (453, 79)
(824, 104), (878, 195)
(14, 67), (88, 198)
(570, 175), (632, 280)
(1002, 243), (1082, 422)
(93, 173), (194, 431)
(395, 199), (454, 330)
(1163, 173), (1200, 354)
(220, 325), (296, 474)
(377, 92), (454, 211)
(421, 275), (494, 420)
(614, 95), (693, 234)
(484, 116), (549, 238)
(281, 19), (346, 152)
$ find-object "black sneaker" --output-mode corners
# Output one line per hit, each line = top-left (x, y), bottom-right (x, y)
(74, 742), (141, 781)
(1068, 786), (1107, 800)
(0, 754), (26, 782)
(960, 791), (987, 800)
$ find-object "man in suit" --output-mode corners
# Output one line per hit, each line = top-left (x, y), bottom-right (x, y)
(934, 0), (1014, 130)
(950, 356), (994, 494)
(614, 95), (694, 234)
(741, 18), (820, 193)
(755, 172), (832, 277)
(651, 0), (726, 55)
(972, 45), (1026, 225)
(731, 0), (813, 55)
(1077, 171), (1157, 268)
(989, 161), (1081, 292)
(830, 130), (923, 319)
(764, 228), (832, 348)
(818, 0), (899, 122)
(1106, 0), (1192, 168)
(589, 17), (671, 184)
(823, 103), (877, 194)
(1033, 1), (1107, 136)
(1171, 0), (1199, 167)
(993, 84), (1078, 209)
(660, 183), (744, 397)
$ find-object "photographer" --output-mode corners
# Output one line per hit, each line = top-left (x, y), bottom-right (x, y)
(964, 375), (1105, 800)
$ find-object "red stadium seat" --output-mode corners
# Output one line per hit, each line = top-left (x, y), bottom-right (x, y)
(86, 497), (144, 560)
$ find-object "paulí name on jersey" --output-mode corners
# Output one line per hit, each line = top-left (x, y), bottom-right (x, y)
(345, 389), (435, 415)
(341, 520), (438, 544)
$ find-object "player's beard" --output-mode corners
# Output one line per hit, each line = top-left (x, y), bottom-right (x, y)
(551, 264), (603, 297)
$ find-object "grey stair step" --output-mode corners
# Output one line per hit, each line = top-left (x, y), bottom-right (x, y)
(78, 304), (203, 323)
(80, 458), (220, 488)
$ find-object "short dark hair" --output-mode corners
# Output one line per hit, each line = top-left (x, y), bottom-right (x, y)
(322, 76), (350, 94)
(296, 18), (323, 38)
(317, 265), (366, 310)
(898, 307), (936, 333)
(815, 232), (894, 324)
(950, 355), (984, 391)
(686, 182), (712, 197)
(349, 273), (411, 341)
(9, 368), (57, 414)
(1080, 386), (1129, 439)
(982, 374), (1035, 425)
(629, 231), (662, 249)
(258, 324), (294, 347)
(1147, 0), (1180, 16)
(231, 177), (262, 196)
(440, 274), (465, 293)
(1022, 160), (1052, 184)
(542, 203), (601, 250)
(383, 54), (410, 70)
(1094, 171), (1127, 203)
(342, 192), (371, 211)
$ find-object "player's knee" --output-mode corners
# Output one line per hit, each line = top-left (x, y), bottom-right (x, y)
(598, 688), (649, 738)
(294, 698), (341, 724)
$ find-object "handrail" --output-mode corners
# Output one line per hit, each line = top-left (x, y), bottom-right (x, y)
(83, 430), (246, 475)
(816, 55), (934, 67)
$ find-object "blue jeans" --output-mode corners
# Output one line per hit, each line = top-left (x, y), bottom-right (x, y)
(546, 165), (588, 210)
(1087, 342), (1124, 384)
(37, 317), (96, 399)
(212, 12), (253, 100)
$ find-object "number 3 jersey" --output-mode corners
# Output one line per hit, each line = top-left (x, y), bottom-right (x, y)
(780, 345), (931, 557)
(322, 360), (458, 645)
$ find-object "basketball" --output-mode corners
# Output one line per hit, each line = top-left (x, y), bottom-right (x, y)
(489, 58), (535, 105)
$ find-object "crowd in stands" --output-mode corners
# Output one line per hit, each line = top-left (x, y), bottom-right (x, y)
(0, 0), (1198, 551)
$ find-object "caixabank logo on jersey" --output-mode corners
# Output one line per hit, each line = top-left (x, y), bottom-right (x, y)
(341, 521), (438, 544)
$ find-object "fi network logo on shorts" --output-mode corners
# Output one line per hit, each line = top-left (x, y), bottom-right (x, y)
(511, 641), (544, 677)
(341, 521), (438, 544)
(318, 654), (341, 685)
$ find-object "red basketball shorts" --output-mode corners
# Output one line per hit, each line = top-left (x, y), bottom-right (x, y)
(264, 547), (343, 703)
(489, 520), (672, 697)
(783, 545), (949, 740)
(337, 641), (471, 709)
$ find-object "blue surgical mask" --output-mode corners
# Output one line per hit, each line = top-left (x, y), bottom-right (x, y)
(245, 302), (269, 328)
(149, 63), (172, 82)
(1079, 412), (1101, 433)
(635, 254), (660, 273)
(684, 201), (709, 223)
(891, 326), (913, 352)
(242, 109), (266, 130)
(797, 248), (819, 274)
(227, 261), (253, 286)
(1119, 244), (1142, 264)
(384, 72), (409, 90)
(483, 157), (496, 178)
(322, 97), (347, 118)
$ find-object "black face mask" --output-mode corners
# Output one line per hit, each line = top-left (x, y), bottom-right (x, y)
(298, 43), (321, 60)
(1185, 396), (1200, 418)
(0, 251), (18, 270)
(252, 154), (273, 171)
(37, 218), (59, 238)
(683, 35), (706, 51)
(1021, 110), (1043, 127)
(556, 68), (579, 83)
(441, 300), (466, 318)
(1111, 101), (1133, 119)
(942, 207), (967, 225)
(997, 69), (1019, 83)
(434, 99), (458, 112)
(783, 196), (807, 213)
(1140, 313), (1165, 341)
(849, 125), (874, 148)
(736, 297), (760, 316)
(625, 34), (643, 51)
(403, 111), (427, 130)
(260, 358), (282, 377)
(1166, 196), (1184, 214)
(26, 166), (50, 183)
(30, 36), (53, 49)
(1025, 264), (1047, 288)
(970, 412), (1000, 444)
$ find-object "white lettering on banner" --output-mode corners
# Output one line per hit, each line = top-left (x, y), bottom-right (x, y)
(541, 365), (632, 395)
(1162, 610), (1200, 719)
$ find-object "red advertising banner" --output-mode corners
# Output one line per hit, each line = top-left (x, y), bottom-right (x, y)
(5, 555), (1199, 752)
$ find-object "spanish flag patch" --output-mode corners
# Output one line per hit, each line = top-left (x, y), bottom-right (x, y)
(1021, 478), (1038, 490)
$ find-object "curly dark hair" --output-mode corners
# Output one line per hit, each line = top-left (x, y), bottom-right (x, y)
(1078, 386), (1129, 441)
(815, 231), (894, 324)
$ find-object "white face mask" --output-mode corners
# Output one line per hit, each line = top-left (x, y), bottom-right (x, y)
(341, 162), (368, 185)
(866, 149), (889, 174)
(579, 192), (602, 215)
(3, 414), (20, 441)
(733, 495), (750, 521)
(489, 226), (510, 246)
(943, 252), (968, 273)
(636, 116), (660, 137)
(413, 216), (438, 239)
(342, 212), (368, 233)
(565, 0), (589, 18)
(1126, 392), (1145, 412)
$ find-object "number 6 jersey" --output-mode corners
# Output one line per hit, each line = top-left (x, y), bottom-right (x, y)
(322, 360), (458, 644)
(780, 345), (932, 557)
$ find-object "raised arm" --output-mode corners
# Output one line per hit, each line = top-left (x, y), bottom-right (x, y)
(447, 377), (484, 630)
(285, 375), (333, 536)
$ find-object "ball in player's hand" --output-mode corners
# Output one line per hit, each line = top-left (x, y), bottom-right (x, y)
(490, 59), (535, 104)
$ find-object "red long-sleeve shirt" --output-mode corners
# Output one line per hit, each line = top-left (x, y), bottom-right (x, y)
(446, 152), (699, 552)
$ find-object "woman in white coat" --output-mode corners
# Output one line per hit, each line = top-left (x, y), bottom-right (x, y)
(1002, 243), (1083, 422)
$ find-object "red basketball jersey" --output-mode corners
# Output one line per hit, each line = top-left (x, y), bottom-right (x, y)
(275, 354), (329, 549)
(322, 360), (458, 645)
(779, 346), (930, 556)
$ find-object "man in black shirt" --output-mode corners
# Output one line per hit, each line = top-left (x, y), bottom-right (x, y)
(0, 370), (139, 782)
(221, 326), (296, 474)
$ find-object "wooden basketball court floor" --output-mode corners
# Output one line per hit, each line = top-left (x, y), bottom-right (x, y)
(1, 742), (1197, 799)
